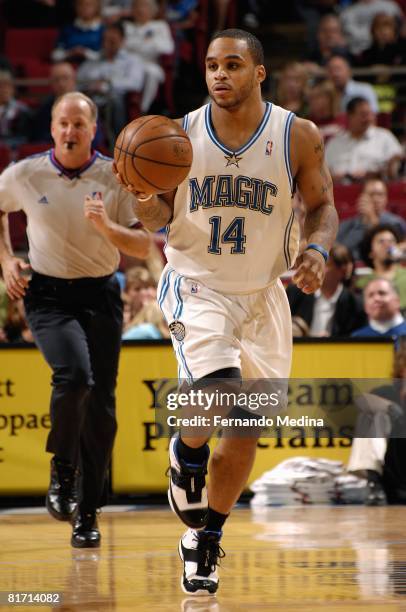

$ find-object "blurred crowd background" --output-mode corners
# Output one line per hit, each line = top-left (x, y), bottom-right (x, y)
(0, 0), (405, 344)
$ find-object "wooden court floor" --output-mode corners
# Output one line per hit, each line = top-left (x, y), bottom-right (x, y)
(1, 505), (406, 611)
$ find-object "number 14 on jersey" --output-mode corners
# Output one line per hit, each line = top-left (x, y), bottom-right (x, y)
(208, 216), (246, 254)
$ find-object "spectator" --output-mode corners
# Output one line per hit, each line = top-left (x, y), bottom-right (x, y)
(352, 277), (406, 337)
(122, 300), (169, 339)
(77, 22), (144, 142)
(295, 0), (340, 56)
(340, 0), (403, 56)
(326, 55), (379, 113)
(347, 341), (406, 505)
(275, 62), (309, 116)
(325, 97), (403, 182)
(165, 0), (199, 65)
(287, 243), (366, 337)
(30, 62), (77, 144)
(0, 70), (32, 149)
(306, 79), (347, 143)
(3, 299), (34, 344)
(52, 0), (105, 64)
(307, 13), (351, 65)
(123, 265), (157, 323)
(337, 178), (406, 259)
(123, 0), (175, 113)
(101, 0), (132, 21)
(356, 224), (406, 310)
(358, 12), (406, 67)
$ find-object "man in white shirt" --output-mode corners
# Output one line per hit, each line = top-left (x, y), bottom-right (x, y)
(326, 97), (403, 182)
(77, 22), (145, 141)
(326, 55), (379, 113)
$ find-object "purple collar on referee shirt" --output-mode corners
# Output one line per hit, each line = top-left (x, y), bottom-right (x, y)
(50, 149), (98, 179)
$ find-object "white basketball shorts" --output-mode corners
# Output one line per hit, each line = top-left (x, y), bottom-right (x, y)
(158, 264), (292, 382)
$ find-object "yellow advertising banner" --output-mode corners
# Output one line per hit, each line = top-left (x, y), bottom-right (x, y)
(0, 341), (395, 495)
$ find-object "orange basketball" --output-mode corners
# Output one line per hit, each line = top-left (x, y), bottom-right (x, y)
(114, 115), (193, 194)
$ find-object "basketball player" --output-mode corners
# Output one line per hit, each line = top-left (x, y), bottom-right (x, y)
(0, 92), (150, 548)
(116, 29), (338, 594)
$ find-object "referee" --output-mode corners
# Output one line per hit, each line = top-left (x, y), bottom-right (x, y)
(0, 92), (150, 548)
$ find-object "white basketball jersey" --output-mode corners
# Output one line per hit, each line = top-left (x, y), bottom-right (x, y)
(165, 102), (300, 294)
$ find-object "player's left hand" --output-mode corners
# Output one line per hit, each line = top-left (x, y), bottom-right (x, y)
(84, 195), (111, 234)
(292, 249), (326, 294)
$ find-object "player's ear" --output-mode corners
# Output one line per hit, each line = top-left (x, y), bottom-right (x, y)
(256, 65), (266, 84)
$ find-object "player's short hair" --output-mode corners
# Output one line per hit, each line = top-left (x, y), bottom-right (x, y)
(51, 92), (98, 122)
(210, 28), (265, 66)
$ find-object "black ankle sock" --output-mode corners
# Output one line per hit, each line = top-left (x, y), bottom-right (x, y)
(176, 436), (208, 464)
(204, 507), (229, 533)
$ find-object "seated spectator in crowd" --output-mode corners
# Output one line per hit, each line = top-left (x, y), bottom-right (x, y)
(340, 0), (403, 56)
(0, 70), (32, 149)
(4, 299), (34, 344)
(306, 79), (347, 143)
(295, 0), (339, 56)
(123, 265), (157, 322)
(101, 0), (132, 21)
(307, 14), (352, 65)
(30, 62), (77, 144)
(352, 277), (406, 337)
(122, 301), (169, 339)
(165, 0), (199, 64)
(358, 12), (406, 67)
(52, 0), (105, 64)
(337, 178), (406, 259)
(356, 224), (406, 310)
(31, 61), (105, 147)
(287, 243), (366, 337)
(325, 97), (403, 182)
(275, 62), (309, 117)
(326, 55), (379, 113)
(123, 0), (174, 113)
(347, 337), (406, 505)
(77, 22), (144, 143)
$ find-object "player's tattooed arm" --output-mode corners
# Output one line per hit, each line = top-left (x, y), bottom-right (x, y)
(289, 118), (339, 294)
(132, 192), (175, 232)
(291, 118), (338, 251)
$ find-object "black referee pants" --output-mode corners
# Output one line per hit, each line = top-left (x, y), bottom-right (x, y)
(24, 272), (123, 510)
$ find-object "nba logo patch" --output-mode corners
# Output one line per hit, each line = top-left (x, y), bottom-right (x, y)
(265, 140), (273, 156)
(91, 191), (102, 200)
(191, 283), (199, 294)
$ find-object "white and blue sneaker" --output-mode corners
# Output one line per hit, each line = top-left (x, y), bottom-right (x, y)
(179, 529), (225, 596)
(168, 435), (209, 528)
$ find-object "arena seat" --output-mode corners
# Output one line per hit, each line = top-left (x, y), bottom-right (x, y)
(0, 144), (12, 172)
(334, 181), (406, 221)
(16, 143), (51, 161)
(5, 28), (58, 64)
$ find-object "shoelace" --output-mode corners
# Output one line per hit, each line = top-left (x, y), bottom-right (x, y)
(195, 534), (226, 572)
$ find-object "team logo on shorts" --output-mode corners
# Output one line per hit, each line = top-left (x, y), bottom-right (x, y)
(169, 320), (186, 342)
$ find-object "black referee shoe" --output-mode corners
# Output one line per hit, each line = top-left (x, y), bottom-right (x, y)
(71, 509), (101, 548)
(46, 457), (78, 521)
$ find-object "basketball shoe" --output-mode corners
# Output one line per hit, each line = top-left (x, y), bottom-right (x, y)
(168, 435), (209, 528)
(179, 528), (225, 596)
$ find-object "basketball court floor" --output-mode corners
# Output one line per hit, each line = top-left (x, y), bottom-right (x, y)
(1, 505), (406, 611)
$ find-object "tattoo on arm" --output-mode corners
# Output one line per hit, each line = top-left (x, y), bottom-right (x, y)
(133, 196), (172, 232)
(304, 201), (338, 250)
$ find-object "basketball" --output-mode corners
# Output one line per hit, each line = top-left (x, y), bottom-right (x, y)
(114, 115), (193, 195)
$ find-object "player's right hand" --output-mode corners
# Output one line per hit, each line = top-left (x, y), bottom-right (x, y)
(112, 162), (152, 201)
(1, 256), (30, 299)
